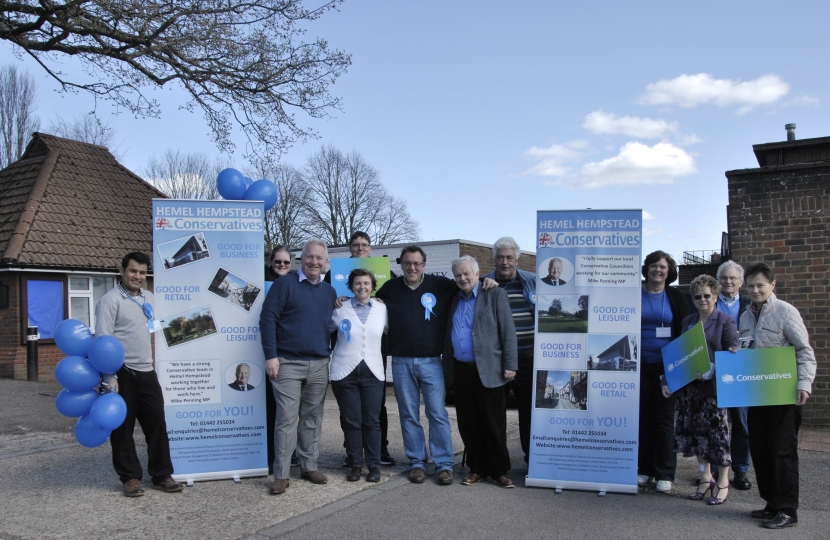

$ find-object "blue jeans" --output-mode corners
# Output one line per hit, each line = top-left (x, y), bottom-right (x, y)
(729, 407), (750, 473)
(391, 356), (454, 472)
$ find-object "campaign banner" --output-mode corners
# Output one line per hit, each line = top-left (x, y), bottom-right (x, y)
(329, 256), (392, 297)
(527, 210), (642, 494)
(661, 322), (710, 393)
(715, 347), (797, 408)
(153, 200), (268, 483)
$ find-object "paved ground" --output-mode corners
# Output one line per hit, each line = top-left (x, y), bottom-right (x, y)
(1, 378), (828, 539)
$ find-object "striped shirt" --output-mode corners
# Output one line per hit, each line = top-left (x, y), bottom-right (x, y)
(497, 276), (535, 358)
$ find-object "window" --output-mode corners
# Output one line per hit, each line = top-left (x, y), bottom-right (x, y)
(68, 275), (116, 331)
(25, 279), (64, 340)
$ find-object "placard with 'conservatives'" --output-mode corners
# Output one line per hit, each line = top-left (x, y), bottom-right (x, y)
(661, 321), (710, 393)
(715, 347), (797, 408)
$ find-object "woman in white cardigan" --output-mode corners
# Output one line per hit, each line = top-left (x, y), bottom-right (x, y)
(330, 269), (388, 483)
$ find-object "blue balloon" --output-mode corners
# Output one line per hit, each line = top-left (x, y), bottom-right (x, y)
(216, 168), (247, 200)
(55, 388), (99, 418)
(90, 392), (128, 431)
(87, 335), (125, 373)
(245, 176), (254, 188)
(244, 179), (278, 210)
(75, 414), (111, 448)
(55, 355), (101, 392)
(54, 319), (93, 357)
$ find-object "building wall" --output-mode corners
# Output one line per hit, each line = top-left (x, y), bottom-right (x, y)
(328, 239), (537, 278)
(726, 163), (830, 424)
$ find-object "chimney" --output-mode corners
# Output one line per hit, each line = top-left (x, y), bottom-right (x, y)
(785, 123), (796, 141)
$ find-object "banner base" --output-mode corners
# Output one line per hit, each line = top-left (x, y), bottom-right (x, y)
(173, 468), (268, 484)
(525, 477), (637, 495)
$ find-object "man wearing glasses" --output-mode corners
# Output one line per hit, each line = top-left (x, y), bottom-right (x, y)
(375, 246), (460, 485)
(714, 260), (752, 491)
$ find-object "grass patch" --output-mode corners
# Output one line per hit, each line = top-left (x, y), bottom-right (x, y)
(538, 316), (588, 333)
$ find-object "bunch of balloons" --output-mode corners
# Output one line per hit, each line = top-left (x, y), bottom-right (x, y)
(53, 319), (128, 448)
(215, 168), (278, 210)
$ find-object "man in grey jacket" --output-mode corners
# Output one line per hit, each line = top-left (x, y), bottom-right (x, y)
(444, 255), (517, 488)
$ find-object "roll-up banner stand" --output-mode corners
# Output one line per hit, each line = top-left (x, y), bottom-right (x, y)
(153, 199), (268, 483)
(527, 209), (642, 494)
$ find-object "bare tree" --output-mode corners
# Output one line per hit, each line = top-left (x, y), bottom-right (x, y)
(1, 1), (351, 159)
(143, 149), (230, 199)
(248, 162), (310, 250)
(0, 64), (39, 168)
(47, 113), (124, 158)
(301, 145), (420, 245)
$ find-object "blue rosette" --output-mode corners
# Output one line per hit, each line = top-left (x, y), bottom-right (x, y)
(421, 293), (436, 320)
(339, 319), (352, 342)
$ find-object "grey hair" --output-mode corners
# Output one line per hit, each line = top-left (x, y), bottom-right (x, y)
(302, 238), (328, 259)
(452, 255), (480, 275)
(716, 260), (744, 280)
(492, 236), (520, 260)
(690, 274), (721, 297)
(236, 362), (250, 374)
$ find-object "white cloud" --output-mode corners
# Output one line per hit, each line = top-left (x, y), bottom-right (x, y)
(575, 142), (697, 189)
(786, 95), (820, 107)
(643, 227), (663, 237)
(523, 140), (590, 177)
(582, 110), (678, 139)
(639, 73), (789, 114)
(677, 133), (704, 145)
(643, 210), (656, 220)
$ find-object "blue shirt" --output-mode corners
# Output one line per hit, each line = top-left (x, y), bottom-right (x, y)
(451, 282), (479, 362)
(641, 288), (674, 364)
(350, 297), (373, 325)
(716, 294), (741, 323)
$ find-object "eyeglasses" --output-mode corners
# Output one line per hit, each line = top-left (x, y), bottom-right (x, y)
(693, 294), (713, 300)
(401, 261), (425, 268)
(272, 260), (291, 266)
(495, 255), (515, 262)
(350, 242), (370, 249)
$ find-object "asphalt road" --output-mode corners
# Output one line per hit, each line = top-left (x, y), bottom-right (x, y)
(1, 378), (827, 539)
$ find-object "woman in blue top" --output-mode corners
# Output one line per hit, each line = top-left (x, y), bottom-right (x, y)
(638, 250), (689, 493)
(668, 274), (738, 504)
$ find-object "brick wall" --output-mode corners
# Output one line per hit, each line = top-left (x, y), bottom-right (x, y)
(678, 263), (719, 286)
(726, 162), (830, 425)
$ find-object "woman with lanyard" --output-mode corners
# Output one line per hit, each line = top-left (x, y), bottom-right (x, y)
(637, 250), (689, 493)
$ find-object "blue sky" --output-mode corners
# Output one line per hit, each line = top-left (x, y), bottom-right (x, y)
(3, 0), (829, 262)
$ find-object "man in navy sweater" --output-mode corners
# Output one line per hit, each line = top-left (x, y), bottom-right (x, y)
(260, 239), (336, 495)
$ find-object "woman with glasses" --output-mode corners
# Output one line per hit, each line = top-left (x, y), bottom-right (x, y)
(668, 274), (737, 504)
(264, 245), (296, 472)
(266, 245), (293, 281)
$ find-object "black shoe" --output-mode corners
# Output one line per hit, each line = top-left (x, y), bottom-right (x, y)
(379, 451), (396, 466)
(346, 466), (362, 482)
(751, 508), (777, 520)
(733, 472), (752, 491)
(762, 512), (798, 529)
(367, 468), (381, 482)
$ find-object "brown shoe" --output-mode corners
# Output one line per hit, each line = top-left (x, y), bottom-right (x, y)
(300, 471), (328, 484)
(437, 470), (453, 485)
(152, 476), (184, 493)
(495, 475), (514, 489)
(462, 473), (483, 486)
(409, 467), (426, 484)
(123, 479), (145, 497)
(270, 478), (290, 495)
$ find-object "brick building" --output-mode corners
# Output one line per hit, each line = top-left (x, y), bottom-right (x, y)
(0, 133), (164, 381)
(725, 126), (829, 424)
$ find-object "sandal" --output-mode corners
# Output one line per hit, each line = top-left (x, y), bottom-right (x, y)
(708, 484), (729, 505)
(689, 478), (715, 500)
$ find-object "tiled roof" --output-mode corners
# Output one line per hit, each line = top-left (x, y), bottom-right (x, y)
(0, 133), (167, 270)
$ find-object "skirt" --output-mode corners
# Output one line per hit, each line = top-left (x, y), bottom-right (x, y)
(675, 383), (731, 467)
